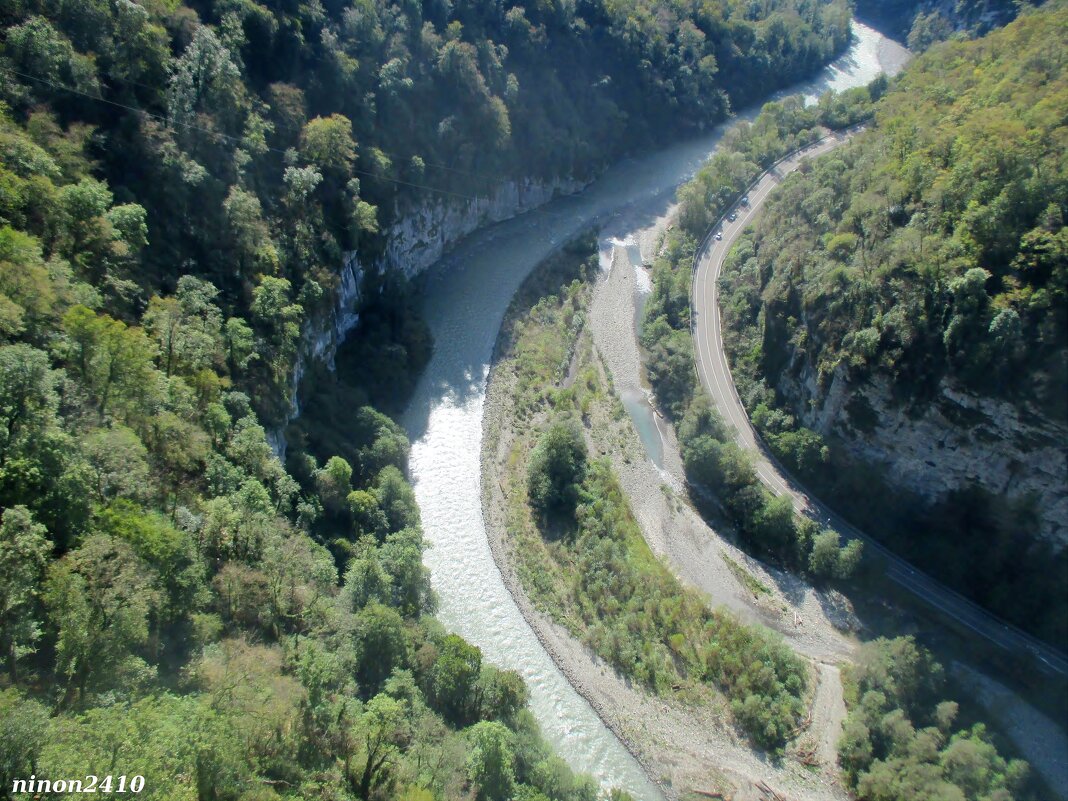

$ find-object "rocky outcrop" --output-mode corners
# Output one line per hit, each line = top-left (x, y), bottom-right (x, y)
(854, 0), (1018, 43)
(275, 174), (586, 455)
(384, 175), (586, 279)
(777, 359), (1068, 550)
(283, 249), (364, 431)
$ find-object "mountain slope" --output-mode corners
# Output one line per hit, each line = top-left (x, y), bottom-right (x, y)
(718, 2), (1068, 645)
(0, 0), (858, 797)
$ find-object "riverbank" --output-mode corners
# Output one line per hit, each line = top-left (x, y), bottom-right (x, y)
(596, 207), (863, 656)
(405, 20), (914, 793)
(481, 240), (854, 801)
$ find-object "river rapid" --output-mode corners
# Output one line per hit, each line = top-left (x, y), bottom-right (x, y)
(401, 22), (910, 800)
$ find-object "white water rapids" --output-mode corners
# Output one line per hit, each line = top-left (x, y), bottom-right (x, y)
(402, 23), (910, 799)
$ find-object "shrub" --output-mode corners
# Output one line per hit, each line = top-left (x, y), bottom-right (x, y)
(527, 421), (587, 524)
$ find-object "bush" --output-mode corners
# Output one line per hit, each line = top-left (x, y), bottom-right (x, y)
(527, 421), (587, 523)
(808, 529), (863, 580)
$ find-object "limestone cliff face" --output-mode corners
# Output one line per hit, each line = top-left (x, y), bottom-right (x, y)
(775, 355), (1068, 550)
(283, 249), (364, 427)
(854, 0), (1016, 42)
(384, 175), (586, 278)
(275, 174), (585, 453)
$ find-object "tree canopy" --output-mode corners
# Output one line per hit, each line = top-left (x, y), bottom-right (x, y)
(717, 2), (1068, 645)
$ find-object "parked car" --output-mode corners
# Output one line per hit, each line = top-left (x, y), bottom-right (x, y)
(728, 212), (737, 222)
(741, 196), (749, 206)
(714, 231), (722, 241)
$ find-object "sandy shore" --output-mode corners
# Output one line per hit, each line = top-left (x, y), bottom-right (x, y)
(591, 214), (859, 665)
(480, 215), (855, 800)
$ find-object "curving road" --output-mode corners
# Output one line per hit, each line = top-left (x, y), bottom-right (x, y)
(690, 131), (1068, 678)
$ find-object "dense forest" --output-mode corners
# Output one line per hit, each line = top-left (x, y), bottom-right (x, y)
(838, 637), (1030, 800)
(0, 0), (860, 796)
(717, 4), (1068, 646)
(0, 123), (604, 801)
(0, 0), (851, 424)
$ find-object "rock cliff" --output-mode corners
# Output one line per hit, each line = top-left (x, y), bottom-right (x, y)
(853, 0), (1017, 43)
(276, 174), (585, 452)
(776, 356), (1068, 550)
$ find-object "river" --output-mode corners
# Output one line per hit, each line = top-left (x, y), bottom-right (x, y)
(401, 22), (910, 800)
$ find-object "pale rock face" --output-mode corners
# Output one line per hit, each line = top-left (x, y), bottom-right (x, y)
(854, 0), (1016, 39)
(779, 360), (1068, 550)
(282, 250), (364, 438)
(273, 175), (585, 456)
(384, 175), (586, 278)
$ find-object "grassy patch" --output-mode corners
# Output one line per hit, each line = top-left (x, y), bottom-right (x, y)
(722, 554), (771, 597)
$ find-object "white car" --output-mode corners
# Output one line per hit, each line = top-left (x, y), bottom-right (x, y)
(714, 232), (722, 241)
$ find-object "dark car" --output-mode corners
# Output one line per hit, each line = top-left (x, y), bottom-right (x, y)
(728, 212), (737, 222)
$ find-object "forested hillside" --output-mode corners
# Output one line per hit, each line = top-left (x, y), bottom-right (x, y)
(0, 109), (604, 797)
(630, 13), (1059, 797)
(717, 3), (1068, 645)
(640, 88), (878, 575)
(0, 0), (850, 423)
(0, 0), (859, 797)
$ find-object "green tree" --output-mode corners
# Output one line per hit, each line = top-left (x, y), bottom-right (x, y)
(80, 426), (151, 503)
(0, 227), (59, 340)
(143, 276), (223, 377)
(249, 276), (302, 400)
(0, 343), (59, 457)
(224, 187), (278, 276)
(223, 317), (257, 374)
(44, 535), (159, 705)
(431, 634), (482, 725)
(475, 665), (528, 725)
(95, 501), (207, 633)
(466, 721), (516, 801)
(316, 455), (353, 514)
(749, 493), (796, 556)
(0, 506), (50, 679)
(340, 538), (392, 611)
(379, 528), (432, 617)
(809, 529), (862, 580)
(0, 688), (48, 792)
(0, 343), (89, 544)
(354, 603), (408, 695)
(352, 694), (410, 799)
(300, 114), (357, 176)
(62, 306), (157, 419)
(167, 25), (243, 130)
(527, 421), (587, 522)
(348, 489), (388, 538)
(375, 465), (419, 533)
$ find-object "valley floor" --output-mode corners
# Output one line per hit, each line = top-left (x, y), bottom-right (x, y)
(480, 202), (1068, 798)
(481, 225), (857, 801)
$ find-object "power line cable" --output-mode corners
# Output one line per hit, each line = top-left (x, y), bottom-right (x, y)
(2, 61), (578, 221)
(0, 63), (489, 203)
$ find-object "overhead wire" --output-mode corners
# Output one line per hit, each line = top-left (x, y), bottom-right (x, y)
(1, 61), (579, 221)
(0, 63), (488, 203)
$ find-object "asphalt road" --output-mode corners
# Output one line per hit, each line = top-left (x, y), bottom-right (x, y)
(689, 131), (1068, 677)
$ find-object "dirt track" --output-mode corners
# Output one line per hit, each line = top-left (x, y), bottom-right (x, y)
(480, 210), (857, 799)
